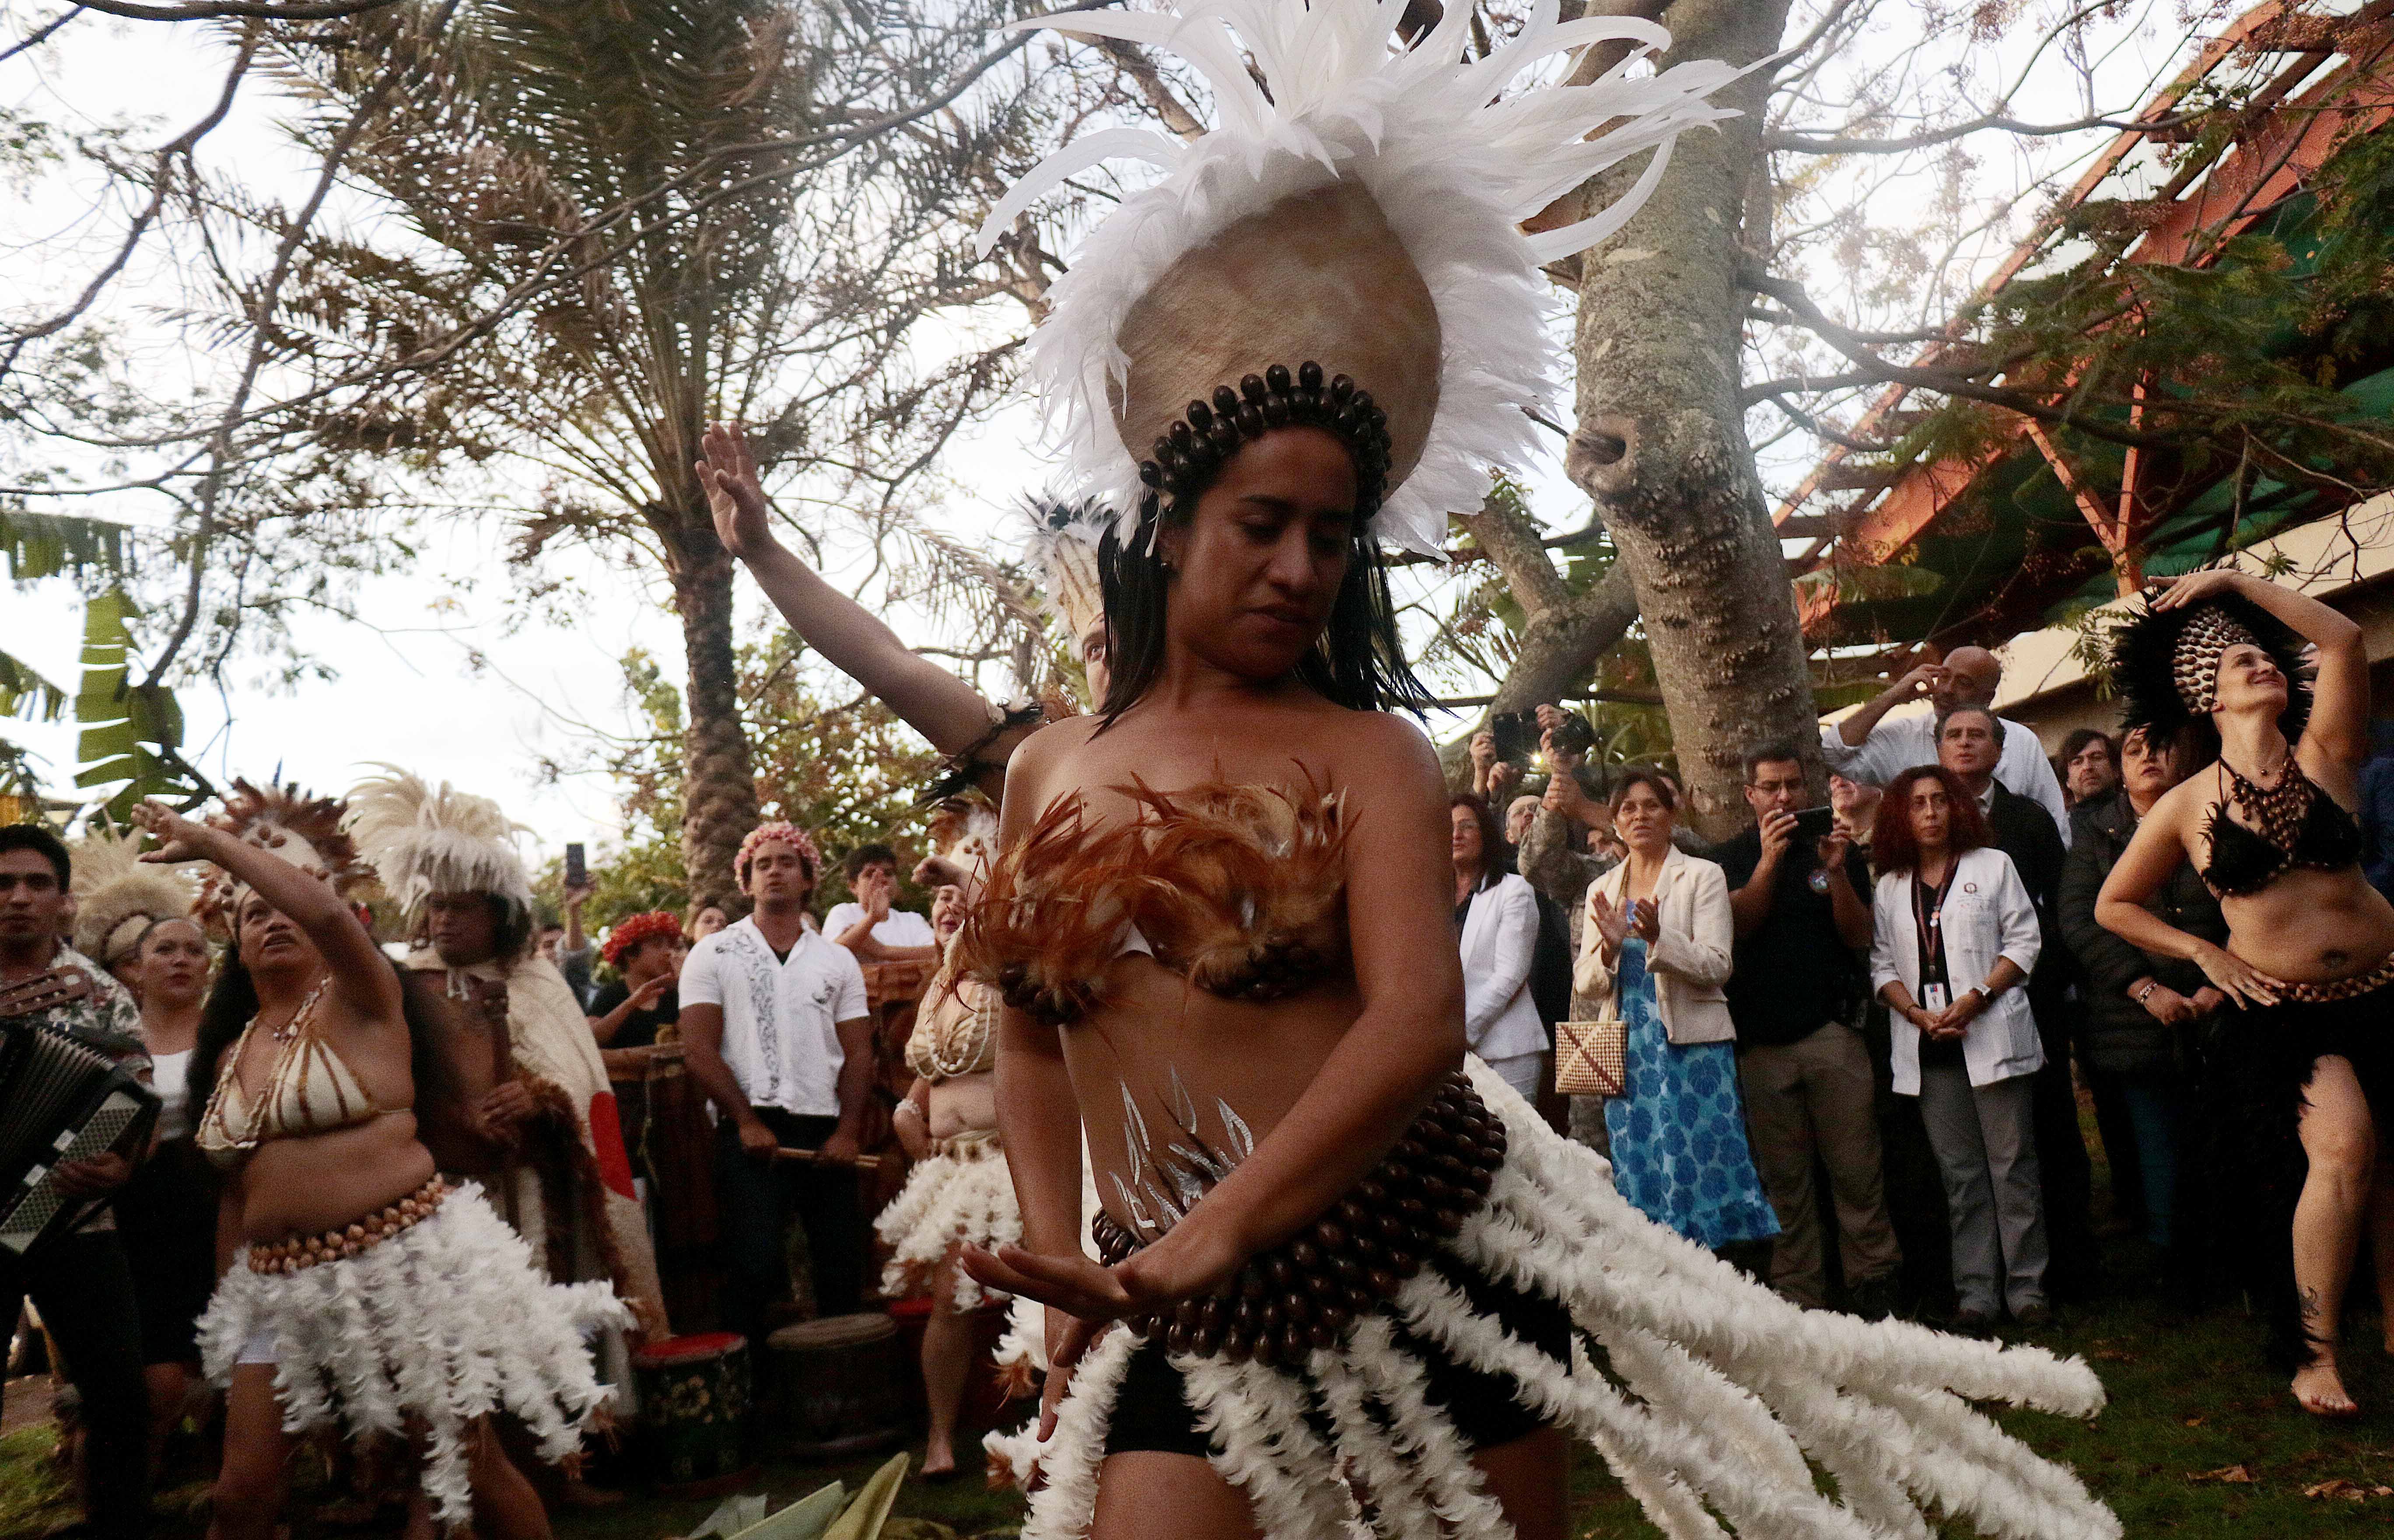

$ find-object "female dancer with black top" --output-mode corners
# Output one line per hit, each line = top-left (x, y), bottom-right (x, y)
(2096, 567), (2394, 1415)
(948, 6), (2117, 1537)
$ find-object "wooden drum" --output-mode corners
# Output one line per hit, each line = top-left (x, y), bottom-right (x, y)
(766, 1312), (905, 1460)
(631, 1332), (757, 1497)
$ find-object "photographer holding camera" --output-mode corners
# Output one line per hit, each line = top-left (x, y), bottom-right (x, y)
(1715, 742), (1901, 1317)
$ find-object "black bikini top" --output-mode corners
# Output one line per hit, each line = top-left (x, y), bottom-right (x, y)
(2199, 757), (2362, 898)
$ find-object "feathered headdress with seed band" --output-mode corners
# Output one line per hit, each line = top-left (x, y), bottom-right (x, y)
(977, 0), (1740, 557)
(196, 779), (374, 931)
(2106, 589), (2312, 746)
(343, 766), (535, 917)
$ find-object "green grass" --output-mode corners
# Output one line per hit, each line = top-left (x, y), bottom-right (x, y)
(17, 1295), (2394, 1540)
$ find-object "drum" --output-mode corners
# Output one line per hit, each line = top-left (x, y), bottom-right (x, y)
(631, 1332), (757, 1497)
(766, 1312), (906, 1459)
(640, 1054), (723, 1331)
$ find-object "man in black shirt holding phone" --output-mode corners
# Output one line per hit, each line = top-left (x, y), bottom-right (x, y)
(1716, 744), (1902, 1316)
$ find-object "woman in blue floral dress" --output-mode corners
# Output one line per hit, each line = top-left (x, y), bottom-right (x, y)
(1574, 770), (1780, 1249)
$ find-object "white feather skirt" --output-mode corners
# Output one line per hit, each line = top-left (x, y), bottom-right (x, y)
(1018, 1058), (2121, 1540)
(196, 1181), (631, 1530)
(874, 1135), (1022, 1312)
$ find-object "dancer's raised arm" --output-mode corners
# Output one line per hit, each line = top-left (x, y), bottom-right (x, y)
(132, 800), (396, 1024)
(697, 421), (1002, 756)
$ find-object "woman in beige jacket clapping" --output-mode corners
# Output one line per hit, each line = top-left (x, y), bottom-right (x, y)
(1574, 770), (1779, 1248)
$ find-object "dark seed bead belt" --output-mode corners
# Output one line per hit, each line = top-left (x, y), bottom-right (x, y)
(1091, 1069), (1505, 1366)
(248, 1175), (448, 1275)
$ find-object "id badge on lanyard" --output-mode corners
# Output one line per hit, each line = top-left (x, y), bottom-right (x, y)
(1915, 870), (1954, 1014)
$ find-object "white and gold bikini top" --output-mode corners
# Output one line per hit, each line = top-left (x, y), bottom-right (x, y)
(195, 984), (383, 1167)
(904, 956), (1000, 1083)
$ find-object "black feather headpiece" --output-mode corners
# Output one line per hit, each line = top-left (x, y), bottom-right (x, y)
(2106, 590), (2310, 746)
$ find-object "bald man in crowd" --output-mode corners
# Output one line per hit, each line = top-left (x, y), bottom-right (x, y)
(1820, 646), (2070, 843)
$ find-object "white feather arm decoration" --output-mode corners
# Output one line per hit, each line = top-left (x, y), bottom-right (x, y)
(977, 0), (1740, 558)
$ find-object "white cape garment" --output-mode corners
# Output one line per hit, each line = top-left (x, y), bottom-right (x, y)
(1014, 1058), (2120, 1540)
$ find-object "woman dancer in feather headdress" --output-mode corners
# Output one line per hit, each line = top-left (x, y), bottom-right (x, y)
(950, 5), (2120, 1538)
(2095, 568), (2394, 1416)
(132, 788), (625, 1539)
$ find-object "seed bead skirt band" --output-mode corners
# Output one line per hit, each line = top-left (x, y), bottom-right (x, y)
(874, 1129), (1022, 1312)
(1017, 1058), (2121, 1540)
(196, 1180), (632, 1530)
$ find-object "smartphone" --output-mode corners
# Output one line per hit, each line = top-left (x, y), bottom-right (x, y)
(1791, 806), (1836, 842)
(564, 842), (587, 891)
(1489, 711), (1537, 766)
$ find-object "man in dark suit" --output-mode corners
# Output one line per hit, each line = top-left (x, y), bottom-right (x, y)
(1939, 706), (2095, 1303)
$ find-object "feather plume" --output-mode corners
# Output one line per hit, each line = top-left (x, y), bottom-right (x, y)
(344, 765), (535, 916)
(979, 0), (1743, 558)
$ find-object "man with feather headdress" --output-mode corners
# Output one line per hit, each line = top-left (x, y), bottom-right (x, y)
(343, 770), (667, 1368)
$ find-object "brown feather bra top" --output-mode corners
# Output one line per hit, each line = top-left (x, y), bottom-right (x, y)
(954, 777), (1349, 1025)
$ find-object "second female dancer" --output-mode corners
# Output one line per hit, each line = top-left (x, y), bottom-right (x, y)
(952, 5), (2118, 1538)
(2096, 567), (2394, 1415)
(131, 788), (626, 1537)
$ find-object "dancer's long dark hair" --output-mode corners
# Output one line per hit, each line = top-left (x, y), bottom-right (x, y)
(191, 945), (459, 1124)
(1096, 496), (1435, 721)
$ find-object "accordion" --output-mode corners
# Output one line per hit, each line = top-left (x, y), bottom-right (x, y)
(0, 971), (160, 1260)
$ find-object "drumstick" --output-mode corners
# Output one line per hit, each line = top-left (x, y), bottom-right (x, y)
(771, 1148), (884, 1172)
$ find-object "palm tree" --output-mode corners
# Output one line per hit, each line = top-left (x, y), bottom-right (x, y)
(256, 0), (1032, 908)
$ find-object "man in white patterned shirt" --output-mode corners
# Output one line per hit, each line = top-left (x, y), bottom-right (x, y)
(0, 824), (150, 1537)
(679, 821), (873, 1348)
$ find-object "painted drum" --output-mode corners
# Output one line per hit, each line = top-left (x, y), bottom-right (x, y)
(631, 1331), (756, 1497)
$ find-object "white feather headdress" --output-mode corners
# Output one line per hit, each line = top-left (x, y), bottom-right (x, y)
(977, 0), (1740, 557)
(344, 766), (535, 917)
(69, 820), (200, 967)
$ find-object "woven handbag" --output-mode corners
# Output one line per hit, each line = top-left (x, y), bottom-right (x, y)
(1554, 1015), (1628, 1098)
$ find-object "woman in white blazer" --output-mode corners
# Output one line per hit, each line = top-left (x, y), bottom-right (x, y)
(1868, 765), (2048, 1329)
(1451, 796), (1548, 1100)
(1573, 770), (1779, 1250)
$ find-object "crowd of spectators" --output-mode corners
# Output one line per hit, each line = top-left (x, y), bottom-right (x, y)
(1455, 644), (2262, 1329)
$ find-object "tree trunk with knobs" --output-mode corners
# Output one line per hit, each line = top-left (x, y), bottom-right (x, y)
(659, 511), (760, 917)
(1566, 0), (1817, 841)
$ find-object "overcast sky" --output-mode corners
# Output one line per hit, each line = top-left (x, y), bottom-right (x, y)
(0, 2), (2233, 859)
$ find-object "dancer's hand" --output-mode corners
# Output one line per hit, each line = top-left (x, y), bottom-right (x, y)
(964, 1223), (1239, 1329)
(130, 801), (216, 864)
(696, 422), (775, 562)
(2148, 568), (2250, 612)
(2190, 941), (2279, 1008)
(1037, 1308), (1113, 1442)
(627, 974), (674, 1012)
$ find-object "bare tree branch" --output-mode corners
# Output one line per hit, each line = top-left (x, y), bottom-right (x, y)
(1767, 107), (2206, 156)
(67, 0), (398, 19)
